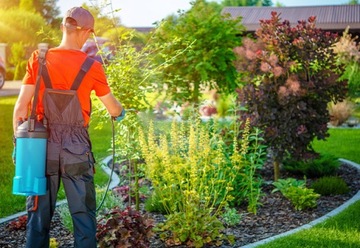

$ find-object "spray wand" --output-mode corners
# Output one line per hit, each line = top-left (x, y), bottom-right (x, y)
(96, 109), (136, 212)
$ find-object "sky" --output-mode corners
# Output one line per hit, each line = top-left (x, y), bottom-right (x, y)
(57, 0), (350, 27)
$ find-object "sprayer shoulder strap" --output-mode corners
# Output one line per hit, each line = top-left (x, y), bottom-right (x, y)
(41, 56), (95, 90)
(29, 49), (48, 125)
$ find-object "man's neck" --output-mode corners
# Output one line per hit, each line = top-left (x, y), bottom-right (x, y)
(57, 36), (82, 50)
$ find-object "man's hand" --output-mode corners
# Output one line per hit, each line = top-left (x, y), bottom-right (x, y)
(12, 135), (16, 164)
(112, 109), (126, 122)
(12, 147), (16, 164)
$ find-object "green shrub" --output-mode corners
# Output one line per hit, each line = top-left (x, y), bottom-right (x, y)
(272, 178), (306, 194)
(283, 186), (320, 211)
(272, 177), (320, 210)
(144, 189), (169, 214)
(156, 206), (227, 247)
(221, 206), (242, 227)
(311, 176), (350, 196)
(283, 154), (340, 178)
(96, 186), (125, 214)
(57, 204), (73, 233)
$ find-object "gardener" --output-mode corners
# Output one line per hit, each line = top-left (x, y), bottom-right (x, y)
(12, 6), (125, 248)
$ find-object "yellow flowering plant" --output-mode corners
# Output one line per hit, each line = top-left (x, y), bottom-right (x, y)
(139, 116), (266, 246)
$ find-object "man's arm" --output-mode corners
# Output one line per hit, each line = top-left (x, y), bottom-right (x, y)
(98, 92), (123, 118)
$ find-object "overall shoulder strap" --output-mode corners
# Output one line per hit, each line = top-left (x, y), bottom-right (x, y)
(71, 57), (95, 90)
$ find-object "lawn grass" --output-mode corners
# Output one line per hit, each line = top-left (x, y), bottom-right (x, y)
(0, 96), (26, 217)
(257, 200), (360, 248)
(0, 96), (113, 218)
(312, 128), (360, 164)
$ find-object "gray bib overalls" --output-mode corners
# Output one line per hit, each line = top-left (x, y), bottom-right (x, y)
(25, 56), (97, 248)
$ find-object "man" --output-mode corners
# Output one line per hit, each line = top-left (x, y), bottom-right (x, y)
(12, 7), (124, 248)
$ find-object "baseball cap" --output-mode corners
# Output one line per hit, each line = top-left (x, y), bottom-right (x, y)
(63, 7), (95, 32)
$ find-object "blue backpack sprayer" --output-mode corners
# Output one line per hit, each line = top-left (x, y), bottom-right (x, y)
(12, 50), (48, 196)
(13, 120), (48, 196)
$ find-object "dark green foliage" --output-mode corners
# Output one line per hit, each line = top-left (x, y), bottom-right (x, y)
(144, 191), (168, 214)
(271, 178), (320, 211)
(311, 176), (350, 196)
(339, 61), (360, 98)
(282, 186), (320, 211)
(283, 154), (341, 178)
(234, 12), (347, 169)
(96, 207), (154, 248)
(150, 0), (244, 103)
(272, 178), (306, 194)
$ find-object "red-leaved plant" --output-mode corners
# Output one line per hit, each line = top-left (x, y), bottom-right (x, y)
(234, 12), (347, 180)
(6, 215), (27, 231)
(96, 206), (154, 248)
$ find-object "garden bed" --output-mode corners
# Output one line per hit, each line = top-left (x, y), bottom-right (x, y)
(0, 162), (359, 248)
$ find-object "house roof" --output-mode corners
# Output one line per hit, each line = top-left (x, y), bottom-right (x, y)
(221, 5), (360, 33)
(132, 27), (153, 33)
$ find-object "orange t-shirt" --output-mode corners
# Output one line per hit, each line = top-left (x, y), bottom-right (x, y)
(23, 48), (111, 126)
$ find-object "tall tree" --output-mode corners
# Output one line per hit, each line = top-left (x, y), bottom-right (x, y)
(0, 0), (60, 26)
(0, 0), (19, 9)
(0, 8), (47, 45)
(37, 0), (60, 26)
(19, 0), (36, 12)
(149, 0), (244, 103)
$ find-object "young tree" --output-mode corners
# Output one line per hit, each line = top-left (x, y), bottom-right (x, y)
(149, 0), (244, 104)
(234, 12), (347, 180)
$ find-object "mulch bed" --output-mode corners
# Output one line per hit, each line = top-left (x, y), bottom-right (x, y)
(1, 162), (359, 248)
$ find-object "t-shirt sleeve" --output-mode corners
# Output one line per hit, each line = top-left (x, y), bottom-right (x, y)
(22, 50), (39, 86)
(91, 62), (111, 97)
